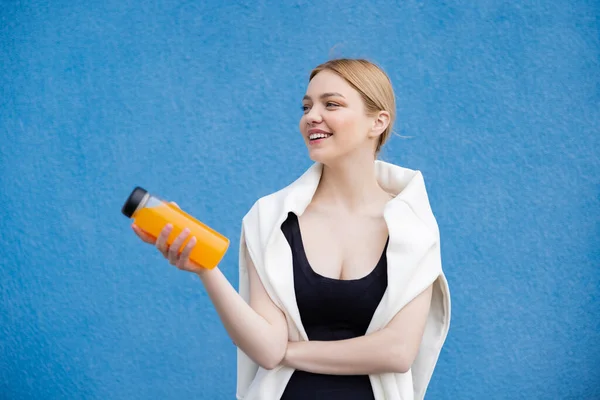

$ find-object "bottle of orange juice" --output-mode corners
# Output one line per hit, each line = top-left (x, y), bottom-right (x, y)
(121, 187), (229, 270)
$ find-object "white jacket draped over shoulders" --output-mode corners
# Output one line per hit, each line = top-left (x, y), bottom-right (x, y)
(236, 160), (451, 400)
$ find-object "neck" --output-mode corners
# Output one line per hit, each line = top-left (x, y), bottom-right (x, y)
(313, 153), (390, 213)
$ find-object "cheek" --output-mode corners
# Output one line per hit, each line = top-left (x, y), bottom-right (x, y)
(298, 115), (306, 132)
(327, 113), (362, 139)
(325, 113), (349, 131)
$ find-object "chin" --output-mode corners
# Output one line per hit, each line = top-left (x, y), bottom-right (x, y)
(306, 148), (339, 165)
(307, 144), (374, 166)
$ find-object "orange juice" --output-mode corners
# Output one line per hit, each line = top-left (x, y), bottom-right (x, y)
(121, 187), (229, 269)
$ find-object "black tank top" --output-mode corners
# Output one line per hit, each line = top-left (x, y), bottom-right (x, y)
(279, 212), (388, 400)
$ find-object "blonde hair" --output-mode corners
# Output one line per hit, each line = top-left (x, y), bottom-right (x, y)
(309, 58), (396, 155)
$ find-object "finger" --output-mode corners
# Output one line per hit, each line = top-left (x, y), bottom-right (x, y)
(155, 224), (173, 255)
(169, 228), (190, 265)
(177, 236), (196, 269)
(131, 224), (155, 244)
(155, 224), (172, 253)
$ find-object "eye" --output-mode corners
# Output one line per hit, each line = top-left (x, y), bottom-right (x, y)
(301, 105), (310, 113)
(326, 102), (340, 108)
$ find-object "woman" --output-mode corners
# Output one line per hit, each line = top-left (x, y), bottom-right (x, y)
(132, 58), (451, 400)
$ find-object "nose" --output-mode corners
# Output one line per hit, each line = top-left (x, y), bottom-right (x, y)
(305, 106), (322, 125)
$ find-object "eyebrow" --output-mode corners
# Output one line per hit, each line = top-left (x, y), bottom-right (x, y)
(303, 92), (345, 101)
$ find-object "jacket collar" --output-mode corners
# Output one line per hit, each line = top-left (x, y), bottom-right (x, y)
(260, 160), (439, 340)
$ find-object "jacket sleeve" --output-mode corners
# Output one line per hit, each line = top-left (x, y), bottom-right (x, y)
(236, 221), (259, 399)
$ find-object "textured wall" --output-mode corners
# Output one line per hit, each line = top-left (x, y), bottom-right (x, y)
(1, 1), (599, 399)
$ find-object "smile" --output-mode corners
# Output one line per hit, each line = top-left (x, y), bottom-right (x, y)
(309, 132), (332, 141)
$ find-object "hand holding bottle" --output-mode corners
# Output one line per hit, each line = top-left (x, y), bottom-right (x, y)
(131, 202), (204, 274)
(122, 187), (229, 272)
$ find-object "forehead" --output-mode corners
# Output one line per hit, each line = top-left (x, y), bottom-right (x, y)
(304, 70), (358, 98)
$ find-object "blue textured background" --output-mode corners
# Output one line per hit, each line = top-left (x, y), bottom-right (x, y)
(1, 1), (599, 399)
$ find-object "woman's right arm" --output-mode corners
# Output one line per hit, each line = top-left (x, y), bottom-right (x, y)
(195, 249), (288, 370)
(132, 218), (288, 370)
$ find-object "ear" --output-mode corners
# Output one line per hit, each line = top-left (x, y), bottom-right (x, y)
(369, 111), (391, 138)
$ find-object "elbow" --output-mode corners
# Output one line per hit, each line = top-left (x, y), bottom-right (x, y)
(389, 344), (415, 374)
(256, 342), (286, 371)
(392, 359), (412, 374)
(259, 357), (281, 370)
(257, 350), (285, 370)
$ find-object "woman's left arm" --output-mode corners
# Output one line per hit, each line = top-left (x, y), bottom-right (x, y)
(282, 284), (434, 375)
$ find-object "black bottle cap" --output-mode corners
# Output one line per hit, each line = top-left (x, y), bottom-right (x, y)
(121, 186), (148, 218)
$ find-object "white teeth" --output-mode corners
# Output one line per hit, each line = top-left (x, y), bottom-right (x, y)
(309, 133), (331, 140)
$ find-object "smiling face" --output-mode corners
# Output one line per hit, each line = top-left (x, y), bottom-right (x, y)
(299, 69), (389, 165)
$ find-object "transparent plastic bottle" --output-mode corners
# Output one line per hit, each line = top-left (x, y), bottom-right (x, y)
(121, 187), (229, 270)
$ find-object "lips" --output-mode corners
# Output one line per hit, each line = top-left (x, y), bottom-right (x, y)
(308, 129), (332, 141)
(309, 133), (332, 140)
